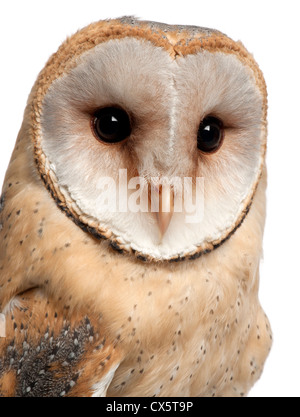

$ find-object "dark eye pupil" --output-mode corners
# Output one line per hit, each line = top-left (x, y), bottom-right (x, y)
(197, 116), (224, 153)
(93, 107), (131, 143)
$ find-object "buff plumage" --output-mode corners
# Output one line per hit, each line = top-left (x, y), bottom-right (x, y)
(0, 17), (272, 397)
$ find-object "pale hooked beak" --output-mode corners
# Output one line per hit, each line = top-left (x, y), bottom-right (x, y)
(149, 183), (174, 240)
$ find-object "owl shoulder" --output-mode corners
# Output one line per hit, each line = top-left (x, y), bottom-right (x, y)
(0, 288), (122, 397)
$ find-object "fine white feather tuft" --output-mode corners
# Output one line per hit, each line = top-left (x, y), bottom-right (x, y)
(92, 364), (120, 397)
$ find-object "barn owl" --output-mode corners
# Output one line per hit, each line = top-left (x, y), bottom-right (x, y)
(0, 17), (272, 397)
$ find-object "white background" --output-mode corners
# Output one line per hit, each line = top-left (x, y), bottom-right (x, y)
(1, 0), (299, 397)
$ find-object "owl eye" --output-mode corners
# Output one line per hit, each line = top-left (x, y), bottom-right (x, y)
(92, 107), (131, 144)
(197, 116), (224, 153)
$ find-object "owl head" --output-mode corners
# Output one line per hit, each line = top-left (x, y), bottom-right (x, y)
(30, 17), (267, 262)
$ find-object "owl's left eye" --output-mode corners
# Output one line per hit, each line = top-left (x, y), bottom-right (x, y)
(197, 116), (224, 153)
(92, 107), (131, 144)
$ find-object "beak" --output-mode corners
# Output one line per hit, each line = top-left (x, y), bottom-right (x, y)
(149, 183), (174, 240)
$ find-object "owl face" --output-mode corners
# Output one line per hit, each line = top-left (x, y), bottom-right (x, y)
(33, 18), (267, 261)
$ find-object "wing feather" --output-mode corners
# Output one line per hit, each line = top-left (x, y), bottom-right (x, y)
(0, 289), (122, 397)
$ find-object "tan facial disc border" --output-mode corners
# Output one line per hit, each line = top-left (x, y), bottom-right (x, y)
(31, 17), (268, 263)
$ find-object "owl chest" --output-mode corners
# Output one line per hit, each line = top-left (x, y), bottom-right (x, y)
(108, 275), (250, 396)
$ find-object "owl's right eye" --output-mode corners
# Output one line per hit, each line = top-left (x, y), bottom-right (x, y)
(92, 107), (131, 144)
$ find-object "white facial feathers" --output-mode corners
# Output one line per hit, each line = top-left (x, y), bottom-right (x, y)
(40, 37), (264, 260)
